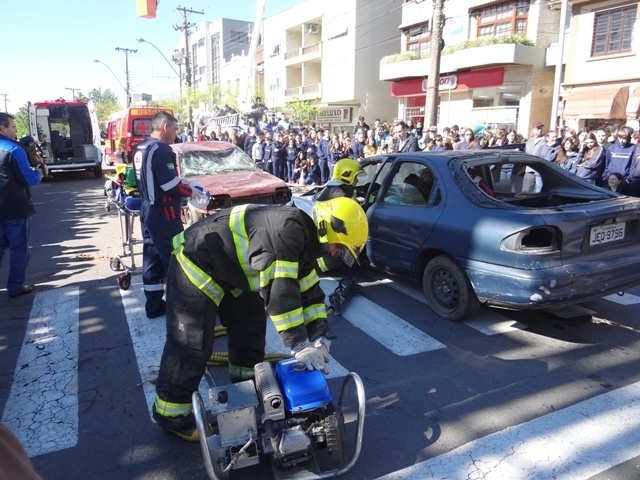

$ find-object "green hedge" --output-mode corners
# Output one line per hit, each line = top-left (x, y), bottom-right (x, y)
(380, 35), (535, 65)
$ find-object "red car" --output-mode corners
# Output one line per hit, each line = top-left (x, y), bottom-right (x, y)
(170, 141), (292, 225)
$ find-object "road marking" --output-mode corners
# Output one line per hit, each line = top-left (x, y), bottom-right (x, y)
(603, 292), (640, 305)
(465, 308), (525, 335)
(321, 278), (445, 355)
(2, 287), (79, 457)
(375, 381), (640, 480)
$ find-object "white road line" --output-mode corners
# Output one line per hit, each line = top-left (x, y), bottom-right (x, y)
(375, 381), (640, 480)
(321, 278), (445, 355)
(465, 308), (525, 335)
(603, 292), (640, 305)
(2, 287), (79, 457)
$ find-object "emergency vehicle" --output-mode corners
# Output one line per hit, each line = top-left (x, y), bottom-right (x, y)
(103, 107), (175, 165)
(28, 99), (103, 177)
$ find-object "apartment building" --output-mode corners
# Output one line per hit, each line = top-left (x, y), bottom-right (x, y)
(561, 1), (640, 131)
(263, 0), (402, 131)
(175, 18), (253, 92)
(380, 0), (560, 135)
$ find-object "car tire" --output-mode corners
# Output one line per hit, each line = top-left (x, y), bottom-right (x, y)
(92, 165), (103, 178)
(422, 255), (479, 321)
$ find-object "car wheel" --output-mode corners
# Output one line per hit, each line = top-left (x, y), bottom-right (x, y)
(422, 255), (479, 321)
(92, 165), (103, 178)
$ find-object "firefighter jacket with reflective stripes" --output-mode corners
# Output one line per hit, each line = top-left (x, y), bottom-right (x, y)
(174, 204), (329, 347)
(134, 137), (192, 220)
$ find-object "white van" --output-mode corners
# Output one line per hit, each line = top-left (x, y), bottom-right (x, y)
(28, 99), (103, 177)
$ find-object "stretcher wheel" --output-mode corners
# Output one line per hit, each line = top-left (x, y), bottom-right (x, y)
(109, 257), (121, 271)
(118, 273), (131, 290)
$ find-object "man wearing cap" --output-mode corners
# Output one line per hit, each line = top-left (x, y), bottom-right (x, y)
(526, 122), (546, 157)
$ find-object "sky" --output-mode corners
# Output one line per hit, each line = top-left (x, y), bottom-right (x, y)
(1, 0), (304, 114)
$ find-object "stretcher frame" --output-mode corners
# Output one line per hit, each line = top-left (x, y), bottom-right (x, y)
(106, 194), (142, 290)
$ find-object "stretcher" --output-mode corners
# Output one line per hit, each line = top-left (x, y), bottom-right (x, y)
(104, 165), (142, 290)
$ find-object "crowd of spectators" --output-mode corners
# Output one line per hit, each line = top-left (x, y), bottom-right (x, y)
(178, 108), (640, 195)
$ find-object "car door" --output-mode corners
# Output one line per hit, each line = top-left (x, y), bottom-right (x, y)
(365, 157), (446, 279)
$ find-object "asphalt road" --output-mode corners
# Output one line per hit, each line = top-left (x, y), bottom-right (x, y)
(1, 171), (640, 480)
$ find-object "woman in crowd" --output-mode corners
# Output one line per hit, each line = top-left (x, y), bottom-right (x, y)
(455, 128), (475, 150)
(364, 137), (377, 157)
(575, 132), (606, 185)
(554, 136), (580, 172)
(604, 172), (630, 194)
(328, 139), (345, 179)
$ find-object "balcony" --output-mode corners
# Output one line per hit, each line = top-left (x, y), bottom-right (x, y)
(380, 43), (546, 81)
(284, 42), (323, 66)
(284, 83), (322, 101)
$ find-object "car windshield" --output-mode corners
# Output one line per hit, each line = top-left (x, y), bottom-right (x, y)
(179, 146), (258, 176)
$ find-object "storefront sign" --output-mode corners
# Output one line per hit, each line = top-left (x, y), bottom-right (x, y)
(422, 74), (458, 92)
(315, 108), (352, 123)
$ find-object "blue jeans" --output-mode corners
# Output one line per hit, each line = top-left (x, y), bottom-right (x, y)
(0, 217), (32, 296)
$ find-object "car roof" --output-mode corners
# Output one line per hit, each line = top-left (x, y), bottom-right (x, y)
(170, 141), (237, 153)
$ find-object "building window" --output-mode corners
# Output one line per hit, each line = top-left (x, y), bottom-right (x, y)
(199, 66), (206, 75)
(404, 23), (431, 55)
(591, 5), (637, 57)
(211, 33), (220, 85)
(270, 44), (281, 57)
(230, 30), (249, 43)
(197, 38), (205, 48)
(192, 44), (198, 82)
(474, 0), (529, 39)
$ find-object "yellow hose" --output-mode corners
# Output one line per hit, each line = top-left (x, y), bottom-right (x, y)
(207, 325), (292, 367)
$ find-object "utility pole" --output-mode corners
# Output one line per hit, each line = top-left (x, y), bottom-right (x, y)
(115, 47), (138, 107)
(425, 0), (446, 129)
(0, 93), (8, 112)
(550, 0), (569, 133)
(174, 6), (204, 128)
(64, 87), (80, 100)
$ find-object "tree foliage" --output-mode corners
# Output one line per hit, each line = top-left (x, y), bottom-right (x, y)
(13, 104), (30, 138)
(286, 98), (320, 125)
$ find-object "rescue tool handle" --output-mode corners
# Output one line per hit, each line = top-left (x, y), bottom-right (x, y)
(193, 391), (219, 480)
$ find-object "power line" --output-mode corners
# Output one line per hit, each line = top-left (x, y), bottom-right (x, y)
(115, 47), (138, 107)
(64, 87), (81, 100)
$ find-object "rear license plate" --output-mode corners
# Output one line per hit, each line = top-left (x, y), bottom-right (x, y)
(590, 222), (626, 246)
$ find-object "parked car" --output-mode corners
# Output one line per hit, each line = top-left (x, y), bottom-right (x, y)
(170, 141), (292, 225)
(296, 151), (640, 321)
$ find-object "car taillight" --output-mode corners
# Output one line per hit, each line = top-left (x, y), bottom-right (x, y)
(501, 226), (562, 268)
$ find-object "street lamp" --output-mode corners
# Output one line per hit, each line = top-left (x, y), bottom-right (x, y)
(136, 38), (180, 79)
(94, 59), (127, 105)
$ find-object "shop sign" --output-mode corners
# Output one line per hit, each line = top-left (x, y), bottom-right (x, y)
(316, 108), (352, 123)
(421, 74), (459, 92)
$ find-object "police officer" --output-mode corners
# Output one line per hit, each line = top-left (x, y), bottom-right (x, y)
(152, 197), (368, 441)
(134, 111), (205, 318)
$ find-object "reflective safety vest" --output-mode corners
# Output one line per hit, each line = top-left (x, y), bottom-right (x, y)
(171, 204), (329, 346)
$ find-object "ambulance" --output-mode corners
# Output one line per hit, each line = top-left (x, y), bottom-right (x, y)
(103, 107), (175, 165)
(28, 99), (103, 177)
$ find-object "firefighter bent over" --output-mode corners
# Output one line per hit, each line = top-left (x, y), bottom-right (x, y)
(134, 111), (206, 318)
(152, 198), (368, 441)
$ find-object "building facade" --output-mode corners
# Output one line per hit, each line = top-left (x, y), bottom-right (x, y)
(262, 0), (402, 131)
(561, 0), (640, 131)
(380, 0), (560, 136)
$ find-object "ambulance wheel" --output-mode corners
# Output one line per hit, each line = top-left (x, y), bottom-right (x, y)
(118, 273), (131, 290)
(109, 257), (121, 271)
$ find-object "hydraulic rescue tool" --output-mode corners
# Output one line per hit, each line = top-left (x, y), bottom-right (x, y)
(328, 278), (362, 316)
(192, 358), (365, 480)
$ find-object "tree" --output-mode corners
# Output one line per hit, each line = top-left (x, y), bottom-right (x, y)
(286, 97), (320, 126)
(13, 104), (30, 138)
(75, 88), (121, 128)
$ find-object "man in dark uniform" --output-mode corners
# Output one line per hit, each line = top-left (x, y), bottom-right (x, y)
(152, 197), (368, 441)
(133, 111), (204, 318)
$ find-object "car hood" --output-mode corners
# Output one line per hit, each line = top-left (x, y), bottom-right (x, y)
(187, 170), (288, 196)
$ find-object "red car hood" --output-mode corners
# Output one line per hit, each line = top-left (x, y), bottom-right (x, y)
(187, 170), (288, 196)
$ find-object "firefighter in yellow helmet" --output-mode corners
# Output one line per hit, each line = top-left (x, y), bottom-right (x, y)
(152, 197), (368, 441)
(316, 158), (363, 201)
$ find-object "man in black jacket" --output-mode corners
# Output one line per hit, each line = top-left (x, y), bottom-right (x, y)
(393, 120), (420, 153)
(0, 113), (48, 298)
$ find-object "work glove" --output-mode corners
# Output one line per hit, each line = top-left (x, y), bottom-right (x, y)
(313, 336), (331, 360)
(291, 340), (329, 375)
